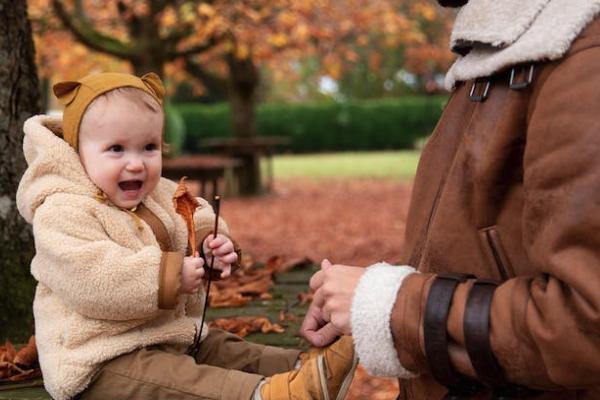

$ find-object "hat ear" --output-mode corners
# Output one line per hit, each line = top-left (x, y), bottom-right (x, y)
(53, 81), (82, 106)
(141, 72), (165, 100)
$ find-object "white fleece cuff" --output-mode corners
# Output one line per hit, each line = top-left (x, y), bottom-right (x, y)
(351, 262), (418, 378)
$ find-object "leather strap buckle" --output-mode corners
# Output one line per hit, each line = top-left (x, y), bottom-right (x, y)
(469, 78), (491, 102)
(509, 64), (535, 90)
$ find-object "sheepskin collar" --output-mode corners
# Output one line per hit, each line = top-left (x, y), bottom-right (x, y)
(445, 0), (600, 89)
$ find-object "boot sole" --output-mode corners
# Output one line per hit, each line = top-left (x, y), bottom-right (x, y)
(317, 354), (359, 400)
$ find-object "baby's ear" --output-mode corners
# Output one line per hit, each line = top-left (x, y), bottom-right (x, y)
(141, 72), (165, 101)
(53, 81), (81, 106)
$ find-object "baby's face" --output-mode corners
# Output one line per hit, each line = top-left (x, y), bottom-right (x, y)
(78, 94), (163, 209)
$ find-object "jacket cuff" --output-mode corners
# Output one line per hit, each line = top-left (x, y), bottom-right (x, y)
(350, 262), (418, 378)
(158, 251), (184, 309)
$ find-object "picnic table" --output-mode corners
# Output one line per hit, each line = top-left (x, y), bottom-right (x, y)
(162, 155), (242, 202)
(0, 265), (317, 399)
(200, 136), (291, 195)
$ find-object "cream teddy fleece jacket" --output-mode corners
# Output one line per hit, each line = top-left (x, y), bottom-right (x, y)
(16, 115), (226, 400)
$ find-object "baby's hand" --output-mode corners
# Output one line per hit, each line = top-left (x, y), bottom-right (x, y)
(203, 234), (238, 279)
(180, 256), (205, 294)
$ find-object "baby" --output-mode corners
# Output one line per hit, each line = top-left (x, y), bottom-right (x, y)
(16, 72), (356, 400)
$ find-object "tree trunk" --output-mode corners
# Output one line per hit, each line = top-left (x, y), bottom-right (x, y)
(227, 55), (261, 195)
(0, 0), (41, 342)
(228, 55), (258, 139)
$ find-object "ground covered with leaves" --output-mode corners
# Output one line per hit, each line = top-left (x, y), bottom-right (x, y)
(222, 178), (413, 400)
(222, 178), (412, 267)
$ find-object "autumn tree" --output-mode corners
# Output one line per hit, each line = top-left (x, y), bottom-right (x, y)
(0, 0), (41, 342)
(28, 0), (454, 193)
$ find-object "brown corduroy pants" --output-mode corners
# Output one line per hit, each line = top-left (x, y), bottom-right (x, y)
(78, 329), (301, 400)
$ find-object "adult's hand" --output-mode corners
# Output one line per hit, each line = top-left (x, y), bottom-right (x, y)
(300, 259), (366, 346)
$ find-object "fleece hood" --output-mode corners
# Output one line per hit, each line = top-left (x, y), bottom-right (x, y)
(17, 115), (100, 224)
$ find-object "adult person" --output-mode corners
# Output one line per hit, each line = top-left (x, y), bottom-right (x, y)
(301, 1), (600, 399)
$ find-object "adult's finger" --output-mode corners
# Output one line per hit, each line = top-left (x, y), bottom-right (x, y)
(309, 270), (325, 292)
(305, 322), (340, 347)
(321, 259), (333, 270)
(310, 285), (326, 311)
(300, 303), (326, 344)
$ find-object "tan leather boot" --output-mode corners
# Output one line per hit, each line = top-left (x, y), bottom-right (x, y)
(259, 336), (358, 400)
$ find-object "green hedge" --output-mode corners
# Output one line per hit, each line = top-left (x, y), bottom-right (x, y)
(175, 96), (448, 153)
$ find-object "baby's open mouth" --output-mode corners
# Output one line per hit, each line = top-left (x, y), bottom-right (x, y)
(119, 180), (143, 191)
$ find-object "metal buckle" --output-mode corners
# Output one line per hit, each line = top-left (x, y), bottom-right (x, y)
(509, 64), (535, 90)
(469, 78), (491, 102)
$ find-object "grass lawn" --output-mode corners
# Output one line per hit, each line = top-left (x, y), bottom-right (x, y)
(264, 150), (421, 180)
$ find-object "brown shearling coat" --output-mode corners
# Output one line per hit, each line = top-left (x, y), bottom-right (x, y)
(390, 18), (600, 400)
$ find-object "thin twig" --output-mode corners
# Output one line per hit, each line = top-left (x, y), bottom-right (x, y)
(191, 195), (221, 360)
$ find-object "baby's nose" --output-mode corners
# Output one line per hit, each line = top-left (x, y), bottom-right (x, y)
(126, 156), (144, 171)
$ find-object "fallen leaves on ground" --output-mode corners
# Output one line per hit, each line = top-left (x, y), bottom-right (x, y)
(209, 254), (313, 308)
(209, 317), (285, 337)
(0, 336), (41, 382)
(209, 260), (274, 307)
(222, 179), (412, 266)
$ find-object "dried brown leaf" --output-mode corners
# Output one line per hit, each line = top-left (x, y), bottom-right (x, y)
(173, 177), (200, 255)
(2, 340), (16, 363)
(209, 316), (285, 337)
(14, 336), (37, 369)
(7, 367), (42, 382)
(298, 291), (314, 305)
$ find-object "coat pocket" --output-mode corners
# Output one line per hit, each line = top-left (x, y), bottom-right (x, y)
(478, 226), (515, 281)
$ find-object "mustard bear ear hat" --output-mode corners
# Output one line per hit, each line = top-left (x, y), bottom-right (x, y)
(52, 72), (165, 150)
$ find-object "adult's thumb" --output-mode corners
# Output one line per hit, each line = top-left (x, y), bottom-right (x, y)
(321, 259), (333, 270)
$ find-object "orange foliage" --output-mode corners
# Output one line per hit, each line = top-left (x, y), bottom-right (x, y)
(28, 0), (455, 91)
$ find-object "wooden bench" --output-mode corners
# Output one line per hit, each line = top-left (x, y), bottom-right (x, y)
(162, 155), (242, 203)
(200, 136), (291, 194)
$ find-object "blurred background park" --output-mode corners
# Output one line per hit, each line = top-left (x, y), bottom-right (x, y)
(1, 1), (458, 398)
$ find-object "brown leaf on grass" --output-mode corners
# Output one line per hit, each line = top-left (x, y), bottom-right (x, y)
(173, 177), (200, 255)
(237, 276), (273, 296)
(0, 337), (41, 382)
(209, 263), (275, 307)
(8, 367), (42, 382)
(298, 291), (314, 305)
(209, 316), (285, 337)
(278, 310), (299, 323)
(14, 336), (37, 369)
(209, 290), (253, 308)
(259, 292), (273, 300)
(265, 255), (283, 271)
(0, 361), (15, 379)
(0, 340), (17, 363)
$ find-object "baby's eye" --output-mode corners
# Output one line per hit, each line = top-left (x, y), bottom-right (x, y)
(145, 143), (158, 151)
(109, 144), (123, 152)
